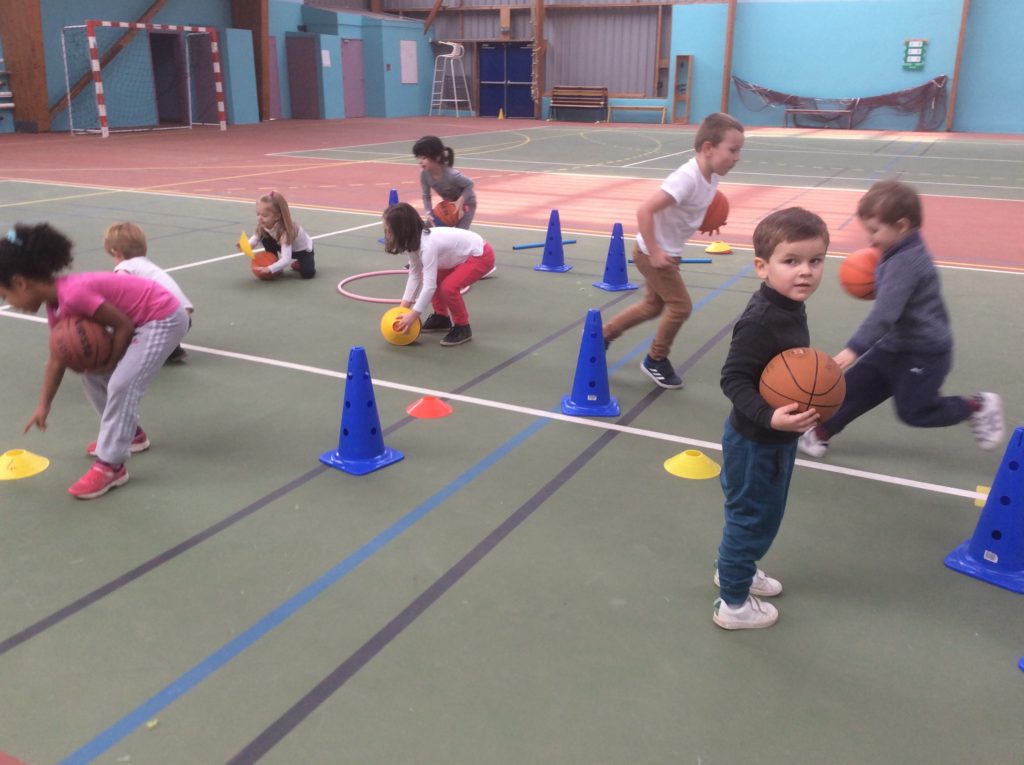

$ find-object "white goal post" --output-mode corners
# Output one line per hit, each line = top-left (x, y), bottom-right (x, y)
(60, 20), (227, 138)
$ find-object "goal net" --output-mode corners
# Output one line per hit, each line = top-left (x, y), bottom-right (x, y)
(59, 20), (227, 138)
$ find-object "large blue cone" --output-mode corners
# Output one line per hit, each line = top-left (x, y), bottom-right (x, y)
(561, 309), (619, 417)
(535, 209), (572, 273)
(945, 426), (1024, 592)
(320, 346), (404, 476)
(593, 222), (637, 291)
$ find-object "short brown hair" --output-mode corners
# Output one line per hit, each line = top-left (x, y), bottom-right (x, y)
(104, 221), (147, 259)
(856, 179), (922, 228)
(694, 112), (744, 151)
(753, 207), (830, 262)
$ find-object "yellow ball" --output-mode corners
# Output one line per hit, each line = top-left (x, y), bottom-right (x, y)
(380, 306), (421, 345)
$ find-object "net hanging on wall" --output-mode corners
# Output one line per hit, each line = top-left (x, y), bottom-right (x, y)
(733, 75), (948, 131)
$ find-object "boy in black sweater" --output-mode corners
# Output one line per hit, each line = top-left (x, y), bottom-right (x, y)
(714, 208), (829, 630)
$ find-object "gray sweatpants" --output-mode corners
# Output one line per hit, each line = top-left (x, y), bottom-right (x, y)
(82, 306), (190, 465)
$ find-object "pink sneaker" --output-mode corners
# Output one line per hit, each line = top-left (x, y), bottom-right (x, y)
(68, 461), (129, 500)
(87, 428), (149, 458)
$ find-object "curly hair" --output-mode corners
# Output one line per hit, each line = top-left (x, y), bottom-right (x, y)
(0, 222), (74, 287)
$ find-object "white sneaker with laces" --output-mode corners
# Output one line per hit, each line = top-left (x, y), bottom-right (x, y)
(713, 595), (779, 630)
(968, 392), (1004, 450)
(714, 567), (782, 597)
(798, 427), (829, 458)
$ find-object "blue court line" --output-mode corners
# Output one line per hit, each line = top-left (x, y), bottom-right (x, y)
(61, 264), (755, 764)
(60, 419), (548, 764)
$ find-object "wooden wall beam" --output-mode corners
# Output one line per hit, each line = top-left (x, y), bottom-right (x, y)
(0, 0), (49, 131)
(231, 0), (270, 121)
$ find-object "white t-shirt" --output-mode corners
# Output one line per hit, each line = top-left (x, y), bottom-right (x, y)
(402, 227), (486, 315)
(636, 157), (718, 258)
(114, 256), (193, 312)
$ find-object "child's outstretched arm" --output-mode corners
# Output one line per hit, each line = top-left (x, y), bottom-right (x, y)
(91, 301), (136, 373)
(24, 356), (67, 433)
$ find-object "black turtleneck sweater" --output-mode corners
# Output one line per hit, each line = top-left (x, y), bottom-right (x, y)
(721, 283), (810, 444)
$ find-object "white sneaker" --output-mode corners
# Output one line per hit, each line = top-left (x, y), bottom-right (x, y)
(714, 567), (782, 597)
(798, 427), (829, 458)
(968, 392), (1004, 450)
(713, 595), (779, 630)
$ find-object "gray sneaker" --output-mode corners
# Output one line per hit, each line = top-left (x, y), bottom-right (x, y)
(714, 567), (782, 597)
(641, 355), (683, 389)
(713, 595), (779, 630)
(440, 324), (472, 347)
(968, 392), (1004, 450)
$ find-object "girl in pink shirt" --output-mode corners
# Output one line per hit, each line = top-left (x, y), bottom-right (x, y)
(0, 223), (189, 499)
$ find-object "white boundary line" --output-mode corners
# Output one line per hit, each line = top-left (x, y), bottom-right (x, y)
(0, 309), (986, 504)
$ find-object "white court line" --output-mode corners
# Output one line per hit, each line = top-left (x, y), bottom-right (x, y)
(4, 305), (982, 505)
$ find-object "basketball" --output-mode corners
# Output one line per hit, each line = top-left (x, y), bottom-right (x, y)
(380, 306), (421, 346)
(759, 347), (846, 422)
(698, 190), (729, 235)
(431, 200), (461, 227)
(251, 251), (278, 281)
(838, 247), (880, 299)
(49, 316), (113, 373)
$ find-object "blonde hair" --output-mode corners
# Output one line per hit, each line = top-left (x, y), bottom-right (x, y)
(104, 221), (147, 259)
(257, 190), (297, 245)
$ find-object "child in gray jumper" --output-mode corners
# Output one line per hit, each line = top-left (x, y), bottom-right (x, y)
(413, 135), (477, 230)
(799, 180), (1003, 458)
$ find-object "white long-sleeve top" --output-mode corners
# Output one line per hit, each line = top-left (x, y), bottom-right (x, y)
(249, 225), (313, 274)
(401, 227), (486, 315)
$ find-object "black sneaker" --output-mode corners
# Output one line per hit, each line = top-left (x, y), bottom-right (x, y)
(440, 324), (472, 346)
(164, 345), (187, 364)
(421, 313), (453, 332)
(641, 355), (683, 389)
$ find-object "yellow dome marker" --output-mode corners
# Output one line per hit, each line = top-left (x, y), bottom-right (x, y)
(0, 449), (50, 480)
(705, 241), (733, 255)
(664, 449), (721, 480)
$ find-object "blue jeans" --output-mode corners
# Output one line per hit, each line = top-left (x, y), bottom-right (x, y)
(717, 418), (797, 605)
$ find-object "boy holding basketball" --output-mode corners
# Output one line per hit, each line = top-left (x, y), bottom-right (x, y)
(603, 112), (744, 389)
(798, 180), (1004, 459)
(105, 221), (193, 363)
(714, 207), (828, 630)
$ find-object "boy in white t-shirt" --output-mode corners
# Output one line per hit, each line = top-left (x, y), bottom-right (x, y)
(603, 112), (744, 389)
(104, 221), (193, 363)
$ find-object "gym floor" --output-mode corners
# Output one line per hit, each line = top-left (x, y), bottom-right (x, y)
(1, 118), (1022, 764)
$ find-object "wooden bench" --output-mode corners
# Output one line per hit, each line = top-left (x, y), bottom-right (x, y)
(550, 86), (608, 122)
(608, 103), (667, 124)
(784, 108), (853, 129)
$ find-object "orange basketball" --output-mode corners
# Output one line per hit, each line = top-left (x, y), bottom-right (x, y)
(251, 251), (279, 281)
(698, 190), (729, 235)
(49, 316), (113, 373)
(759, 347), (846, 422)
(838, 247), (880, 299)
(431, 200), (461, 227)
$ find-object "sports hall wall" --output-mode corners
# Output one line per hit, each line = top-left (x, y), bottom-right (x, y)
(675, 0), (1020, 134)
(30, 0), (433, 131)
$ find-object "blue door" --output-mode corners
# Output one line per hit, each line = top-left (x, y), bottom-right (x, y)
(479, 43), (534, 118)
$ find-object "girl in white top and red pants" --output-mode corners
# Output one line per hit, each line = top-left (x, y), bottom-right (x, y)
(383, 203), (494, 347)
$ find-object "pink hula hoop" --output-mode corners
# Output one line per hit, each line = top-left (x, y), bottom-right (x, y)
(336, 270), (407, 304)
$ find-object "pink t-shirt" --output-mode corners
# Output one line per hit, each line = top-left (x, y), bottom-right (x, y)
(47, 272), (180, 328)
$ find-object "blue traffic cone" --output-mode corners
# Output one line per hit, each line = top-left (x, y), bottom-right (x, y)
(561, 309), (619, 417)
(320, 346), (404, 475)
(535, 209), (572, 272)
(379, 189), (400, 243)
(593, 223), (637, 292)
(944, 426), (1024, 592)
